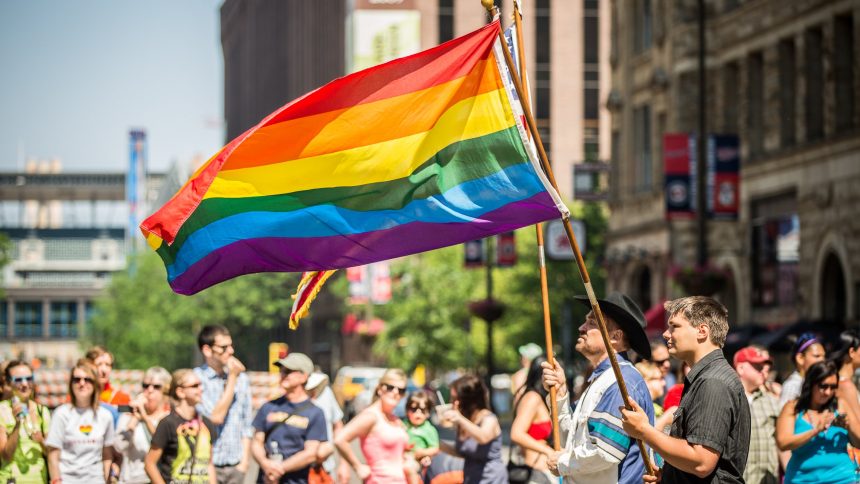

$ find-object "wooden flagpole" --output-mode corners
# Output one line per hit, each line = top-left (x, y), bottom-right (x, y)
(508, 0), (561, 453)
(482, 0), (654, 474)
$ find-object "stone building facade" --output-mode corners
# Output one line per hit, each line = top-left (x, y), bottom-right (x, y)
(607, 0), (859, 328)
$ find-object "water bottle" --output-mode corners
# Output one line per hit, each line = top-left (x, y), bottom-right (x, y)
(11, 396), (27, 422)
(268, 441), (283, 463)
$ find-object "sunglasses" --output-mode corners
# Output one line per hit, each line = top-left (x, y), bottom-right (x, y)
(72, 376), (94, 384)
(817, 383), (839, 391)
(142, 382), (163, 390)
(182, 382), (202, 389)
(10, 375), (34, 384)
(381, 383), (406, 395)
(407, 406), (428, 414)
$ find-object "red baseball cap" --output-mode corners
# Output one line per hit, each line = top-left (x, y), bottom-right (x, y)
(733, 346), (772, 367)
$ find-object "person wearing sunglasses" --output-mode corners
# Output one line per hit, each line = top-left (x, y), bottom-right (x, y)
(114, 366), (172, 484)
(251, 353), (327, 484)
(403, 390), (440, 482)
(0, 360), (51, 483)
(336, 368), (411, 484)
(46, 359), (116, 484)
(194, 325), (252, 484)
(146, 369), (217, 484)
(776, 360), (860, 483)
(734, 346), (780, 484)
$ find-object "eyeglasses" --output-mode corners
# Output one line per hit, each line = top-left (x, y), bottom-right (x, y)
(407, 406), (428, 414)
(381, 383), (406, 395)
(817, 383), (839, 391)
(10, 376), (34, 384)
(72, 376), (94, 384)
(182, 382), (202, 389)
(142, 382), (163, 390)
(210, 343), (233, 353)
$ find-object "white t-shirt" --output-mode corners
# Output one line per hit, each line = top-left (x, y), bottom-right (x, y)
(313, 387), (344, 474)
(45, 404), (116, 484)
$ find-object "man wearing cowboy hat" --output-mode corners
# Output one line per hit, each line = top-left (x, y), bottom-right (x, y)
(542, 292), (655, 484)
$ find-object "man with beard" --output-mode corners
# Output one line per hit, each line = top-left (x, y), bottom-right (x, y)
(542, 292), (655, 484)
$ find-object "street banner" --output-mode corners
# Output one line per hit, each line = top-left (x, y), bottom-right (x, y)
(664, 133), (740, 220)
(496, 232), (516, 267)
(464, 239), (484, 267)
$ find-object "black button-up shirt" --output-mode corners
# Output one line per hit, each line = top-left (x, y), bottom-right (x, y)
(662, 349), (751, 483)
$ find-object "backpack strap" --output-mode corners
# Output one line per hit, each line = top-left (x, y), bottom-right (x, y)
(264, 400), (316, 441)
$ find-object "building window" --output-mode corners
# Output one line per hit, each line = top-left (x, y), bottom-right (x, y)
(747, 52), (764, 158)
(0, 301), (6, 338)
(584, 88), (600, 120)
(438, 0), (454, 43)
(834, 14), (855, 133)
(14, 302), (42, 338)
(584, 15), (598, 64)
(50, 301), (78, 338)
(634, 105), (652, 192)
(778, 39), (796, 147)
(44, 239), (92, 260)
(722, 62), (740, 134)
(751, 194), (799, 309)
(536, 0), (551, 120)
(633, 0), (652, 54)
(805, 26), (824, 141)
(610, 130), (621, 201)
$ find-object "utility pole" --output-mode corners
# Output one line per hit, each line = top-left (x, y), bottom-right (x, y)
(697, 0), (708, 267)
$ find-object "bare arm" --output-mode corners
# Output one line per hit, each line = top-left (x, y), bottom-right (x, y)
(335, 410), (375, 479)
(280, 439), (321, 473)
(620, 398), (718, 478)
(145, 446), (166, 484)
(103, 446), (113, 481)
(1, 420), (20, 462)
(837, 380), (860, 446)
(447, 410), (500, 445)
(47, 446), (61, 482)
(775, 401), (829, 451)
(640, 424), (720, 477)
(510, 393), (554, 456)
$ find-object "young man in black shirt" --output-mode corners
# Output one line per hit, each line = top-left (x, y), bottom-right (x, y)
(620, 296), (751, 483)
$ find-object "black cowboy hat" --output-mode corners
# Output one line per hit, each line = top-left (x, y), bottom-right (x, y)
(574, 292), (651, 360)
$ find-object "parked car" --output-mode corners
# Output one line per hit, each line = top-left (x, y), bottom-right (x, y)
(332, 366), (386, 418)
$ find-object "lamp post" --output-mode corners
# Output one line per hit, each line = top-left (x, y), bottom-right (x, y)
(468, 236), (505, 386)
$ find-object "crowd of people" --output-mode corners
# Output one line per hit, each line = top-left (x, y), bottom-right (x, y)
(1, 295), (860, 483)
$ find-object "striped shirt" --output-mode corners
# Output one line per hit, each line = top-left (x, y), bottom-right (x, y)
(663, 349), (751, 483)
(745, 389), (780, 484)
(194, 364), (254, 466)
(554, 353), (655, 484)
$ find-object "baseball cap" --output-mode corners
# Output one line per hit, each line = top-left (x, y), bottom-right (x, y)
(518, 343), (543, 361)
(275, 353), (314, 375)
(733, 346), (772, 367)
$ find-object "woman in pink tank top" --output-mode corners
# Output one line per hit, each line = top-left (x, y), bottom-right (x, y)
(336, 368), (410, 483)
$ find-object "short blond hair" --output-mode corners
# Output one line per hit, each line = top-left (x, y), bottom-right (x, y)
(635, 361), (662, 380)
(664, 296), (729, 347)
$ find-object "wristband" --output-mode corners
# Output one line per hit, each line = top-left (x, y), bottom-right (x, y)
(51, 479), (63, 484)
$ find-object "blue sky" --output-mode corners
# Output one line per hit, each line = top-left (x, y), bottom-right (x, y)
(0, 0), (224, 173)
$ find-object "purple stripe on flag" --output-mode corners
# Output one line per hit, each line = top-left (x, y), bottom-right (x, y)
(168, 192), (560, 295)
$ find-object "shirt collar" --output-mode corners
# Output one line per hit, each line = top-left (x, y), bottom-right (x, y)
(198, 364), (222, 379)
(588, 352), (629, 382)
(685, 348), (724, 385)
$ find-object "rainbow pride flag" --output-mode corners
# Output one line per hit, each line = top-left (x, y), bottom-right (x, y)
(141, 21), (568, 295)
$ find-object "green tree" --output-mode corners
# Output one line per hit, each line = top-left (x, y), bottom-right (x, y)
(367, 201), (608, 374)
(87, 252), (299, 369)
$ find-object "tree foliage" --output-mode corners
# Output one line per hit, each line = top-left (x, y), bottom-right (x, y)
(87, 252), (299, 370)
(368, 202), (608, 374)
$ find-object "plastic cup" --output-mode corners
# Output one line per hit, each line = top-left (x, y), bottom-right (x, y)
(435, 403), (453, 427)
